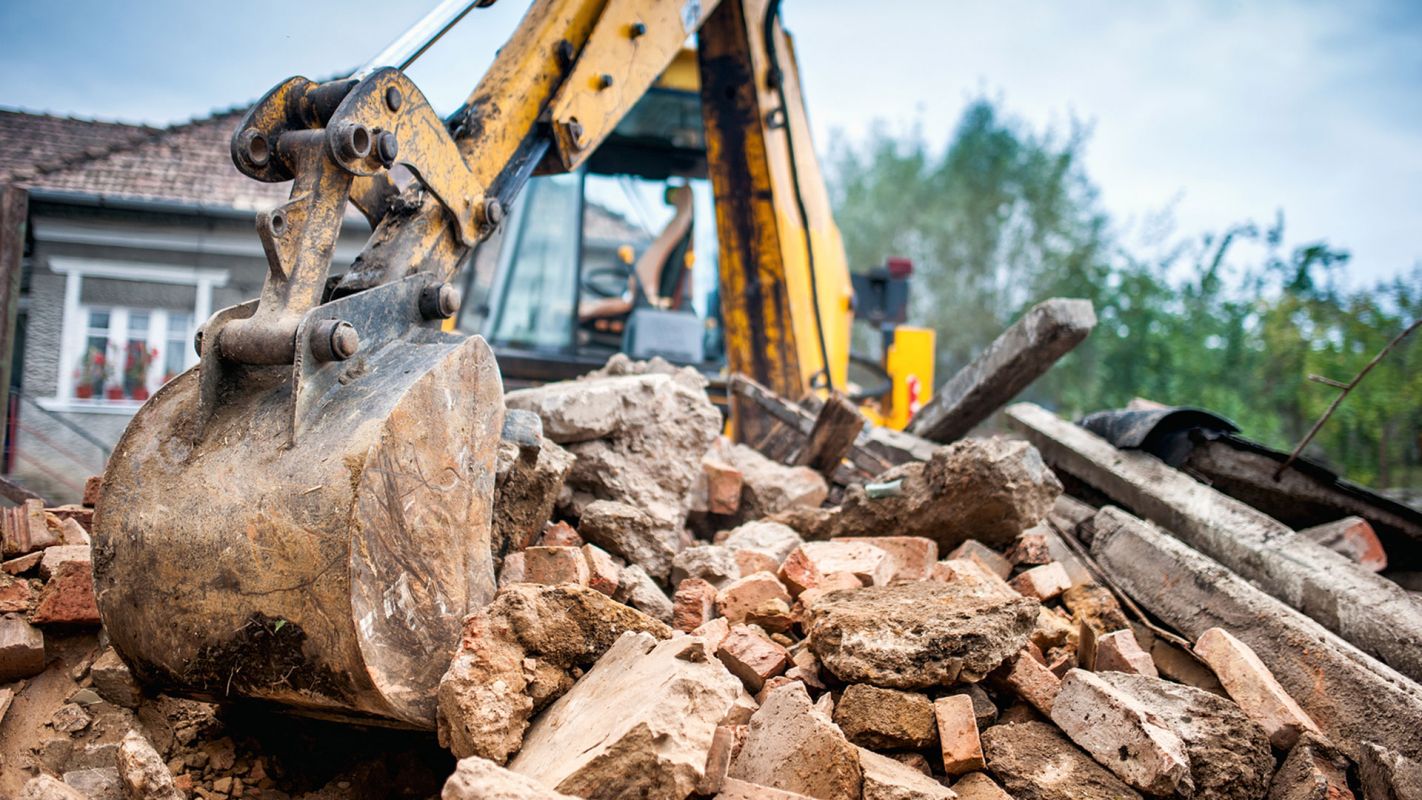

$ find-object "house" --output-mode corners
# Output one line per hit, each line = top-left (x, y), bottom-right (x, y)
(0, 106), (646, 502)
(0, 107), (373, 501)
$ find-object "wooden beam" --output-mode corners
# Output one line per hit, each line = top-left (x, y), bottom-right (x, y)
(796, 393), (865, 478)
(1007, 402), (1422, 685)
(908, 298), (1095, 442)
(1086, 505), (1422, 764)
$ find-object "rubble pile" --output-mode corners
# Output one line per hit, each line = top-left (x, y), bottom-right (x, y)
(1, 357), (1416, 799)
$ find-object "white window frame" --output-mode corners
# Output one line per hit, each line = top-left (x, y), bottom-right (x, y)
(41, 258), (229, 414)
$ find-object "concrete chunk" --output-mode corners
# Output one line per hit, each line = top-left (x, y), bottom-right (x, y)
(946, 540), (1013, 579)
(510, 632), (743, 799)
(1267, 734), (1353, 800)
(725, 444), (829, 521)
(443, 755), (579, 799)
(1050, 670), (1193, 795)
(982, 721), (1142, 800)
(857, 746), (957, 800)
(829, 437), (1062, 550)
(950, 773), (1011, 800)
(716, 778), (815, 799)
(672, 545), (741, 588)
(116, 731), (183, 800)
(21, 776), (89, 800)
(614, 564), (674, 623)
(578, 501), (677, 583)
(833, 683), (937, 750)
(1195, 627), (1321, 750)
(728, 683), (863, 800)
(522, 546), (590, 587)
(0, 614), (45, 681)
(808, 581), (1038, 689)
(1085, 504), (1422, 764)
(719, 520), (805, 564)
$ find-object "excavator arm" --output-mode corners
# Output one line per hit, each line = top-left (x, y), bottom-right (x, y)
(91, 0), (857, 729)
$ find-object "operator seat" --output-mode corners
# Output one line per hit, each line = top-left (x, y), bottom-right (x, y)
(579, 185), (694, 322)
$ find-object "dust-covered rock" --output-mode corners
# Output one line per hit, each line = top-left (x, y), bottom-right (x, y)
(830, 438), (1061, 549)
(442, 755), (580, 799)
(807, 581), (1038, 689)
(578, 500), (677, 583)
(509, 633), (742, 799)
(728, 683), (863, 800)
(492, 435), (574, 566)
(981, 721), (1143, 800)
(116, 730), (185, 800)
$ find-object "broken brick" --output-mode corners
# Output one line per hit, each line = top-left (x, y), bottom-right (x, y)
(733, 549), (780, 580)
(0, 574), (33, 613)
(777, 547), (823, 596)
(1008, 561), (1072, 601)
(947, 539), (1013, 579)
(1008, 529), (1053, 566)
(834, 536), (939, 582)
(992, 649), (1062, 716)
(82, 476), (103, 508)
(858, 746), (955, 800)
(744, 598), (794, 635)
(1194, 627), (1321, 750)
(538, 521), (583, 548)
(716, 624), (790, 693)
(673, 577), (719, 633)
(716, 572), (791, 626)
(1298, 516), (1387, 573)
(580, 543), (619, 596)
(31, 559), (100, 625)
(704, 459), (744, 516)
(1050, 669), (1193, 796)
(796, 541), (893, 587)
(935, 693), (987, 776)
(498, 551), (526, 587)
(1094, 629), (1158, 677)
(694, 616), (731, 652)
(522, 546), (590, 587)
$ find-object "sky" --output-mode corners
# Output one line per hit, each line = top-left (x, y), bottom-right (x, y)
(2, 0), (1419, 286)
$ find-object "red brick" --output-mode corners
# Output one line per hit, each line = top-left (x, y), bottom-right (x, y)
(745, 598), (794, 635)
(755, 675), (799, 705)
(1298, 516), (1387, 572)
(834, 536), (939, 582)
(992, 649), (1062, 716)
(1195, 627), (1320, 749)
(2, 552), (42, 575)
(733, 549), (779, 578)
(498, 551), (526, 587)
(1007, 528), (1053, 566)
(935, 693), (986, 776)
(538, 521), (583, 548)
(797, 541), (893, 586)
(521, 546), (590, 587)
(777, 547), (822, 597)
(581, 543), (620, 596)
(716, 572), (791, 625)
(83, 475), (103, 508)
(696, 725), (739, 795)
(716, 624), (790, 692)
(1009, 562), (1072, 601)
(673, 577), (719, 633)
(947, 540), (1013, 579)
(31, 559), (100, 625)
(1094, 629), (1158, 677)
(0, 574), (33, 613)
(704, 459), (744, 516)
(931, 558), (1018, 600)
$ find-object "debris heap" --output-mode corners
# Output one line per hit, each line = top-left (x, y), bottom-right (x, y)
(1, 355), (1416, 800)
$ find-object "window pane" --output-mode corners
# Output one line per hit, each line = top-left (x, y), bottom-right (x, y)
(74, 337), (108, 399)
(489, 173), (581, 349)
(87, 309), (110, 330)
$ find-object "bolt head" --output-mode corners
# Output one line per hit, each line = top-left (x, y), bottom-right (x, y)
(240, 129), (270, 167)
(376, 131), (399, 166)
(385, 86), (403, 112)
(630, 21), (647, 38)
(598, 73), (614, 89)
(484, 198), (504, 225)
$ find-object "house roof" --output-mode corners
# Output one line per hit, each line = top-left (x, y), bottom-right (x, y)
(1, 107), (291, 211)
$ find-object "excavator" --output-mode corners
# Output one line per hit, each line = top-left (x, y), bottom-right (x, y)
(92, 0), (935, 729)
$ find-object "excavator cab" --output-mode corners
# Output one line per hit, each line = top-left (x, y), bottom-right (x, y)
(458, 56), (727, 386)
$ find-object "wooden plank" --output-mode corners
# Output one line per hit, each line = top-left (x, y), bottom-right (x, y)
(728, 375), (887, 482)
(796, 393), (865, 477)
(1007, 401), (1422, 685)
(908, 298), (1095, 442)
(1087, 505), (1422, 763)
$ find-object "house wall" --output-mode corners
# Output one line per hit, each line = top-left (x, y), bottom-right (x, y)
(8, 199), (372, 501)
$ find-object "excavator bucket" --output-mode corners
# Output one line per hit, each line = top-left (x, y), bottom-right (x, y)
(92, 290), (506, 728)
